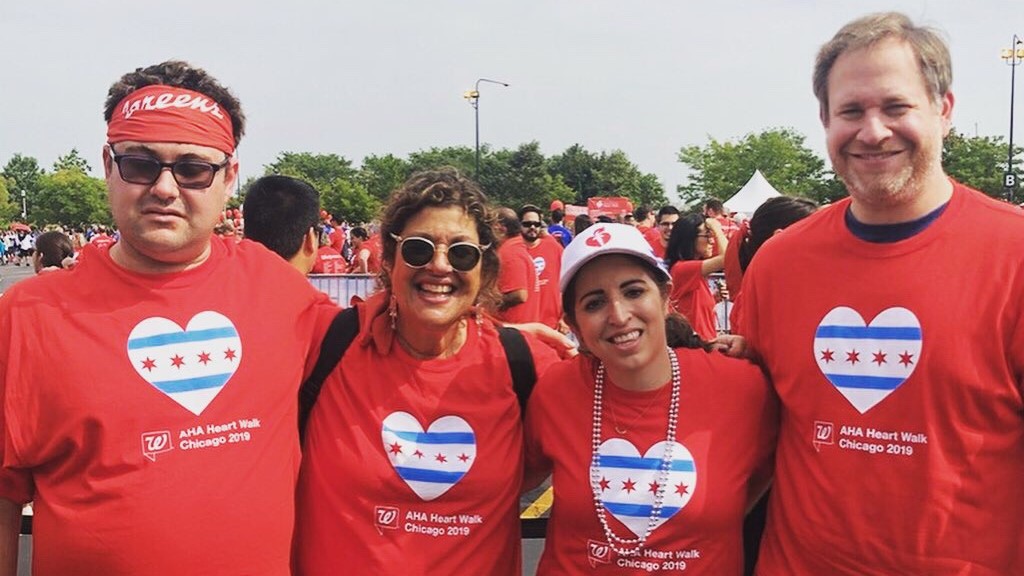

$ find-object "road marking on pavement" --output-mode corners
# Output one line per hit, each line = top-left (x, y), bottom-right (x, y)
(520, 486), (554, 519)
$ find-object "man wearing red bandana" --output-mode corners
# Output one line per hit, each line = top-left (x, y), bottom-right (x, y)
(0, 62), (338, 576)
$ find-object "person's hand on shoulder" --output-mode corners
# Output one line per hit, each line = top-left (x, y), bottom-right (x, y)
(506, 322), (578, 358)
(711, 334), (748, 359)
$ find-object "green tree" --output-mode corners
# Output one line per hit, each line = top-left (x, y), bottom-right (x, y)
(53, 148), (93, 174)
(481, 142), (574, 209)
(2, 154), (45, 205)
(406, 146), (477, 177)
(547, 144), (599, 203)
(942, 128), (1022, 199)
(547, 144), (666, 207)
(814, 174), (849, 205)
(32, 170), (111, 226)
(266, 152), (358, 185)
(677, 127), (829, 205)
(359, 154), (411, 202)
(593, 150), (667, 207)
(262, 152), (380, 222)
(0, 176), (20, 222)
(321, 180), (380, 224)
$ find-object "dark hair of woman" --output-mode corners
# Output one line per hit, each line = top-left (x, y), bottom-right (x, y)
(738, 196), (818, 271)
(378, 167), (501, 309)
(663, 212), (705, 269)
(35, 231), (75, 268)
(573, 214), (593, 236)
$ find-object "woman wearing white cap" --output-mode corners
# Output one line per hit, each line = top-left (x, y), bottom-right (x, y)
(524, 223), (777, 575)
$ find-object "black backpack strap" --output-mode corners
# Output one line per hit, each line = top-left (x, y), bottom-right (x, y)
(499, 327), (547, 540)
(299, 306), (360, 439)
(497, 327), (537, 419)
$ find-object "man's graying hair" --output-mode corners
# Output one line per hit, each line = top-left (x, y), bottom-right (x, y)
(813, 12), (951, 121)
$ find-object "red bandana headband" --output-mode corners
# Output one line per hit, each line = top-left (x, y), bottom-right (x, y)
(107, 84), (235, 155)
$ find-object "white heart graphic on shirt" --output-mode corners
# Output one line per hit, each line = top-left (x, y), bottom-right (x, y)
(382, 411), (476, 501)
(127, 311), (241, 415)
(591, 438), (696, 537)
(813, 306), (922, 413)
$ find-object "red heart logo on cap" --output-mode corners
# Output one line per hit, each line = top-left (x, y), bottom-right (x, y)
(586, 227), (611, 247)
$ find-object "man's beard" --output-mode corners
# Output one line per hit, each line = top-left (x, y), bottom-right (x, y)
(834, 139), (938, 211)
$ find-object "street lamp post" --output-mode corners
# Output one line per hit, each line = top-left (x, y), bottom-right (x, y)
(1001, 35), (1024, 204)
(463, 78), (509, 177)
(20, 190), (26, 221)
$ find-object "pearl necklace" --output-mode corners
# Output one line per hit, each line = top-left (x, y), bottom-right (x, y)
(589, 347), (681, 557)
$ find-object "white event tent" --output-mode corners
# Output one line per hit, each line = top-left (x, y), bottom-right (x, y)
(723, 170), (782, 216)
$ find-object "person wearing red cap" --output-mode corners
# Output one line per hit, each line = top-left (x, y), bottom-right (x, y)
(547, 204), (574, 248)
(0, 61), (339, 576)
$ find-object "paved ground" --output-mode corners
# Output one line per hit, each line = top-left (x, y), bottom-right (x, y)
(0, 262), (34, 293)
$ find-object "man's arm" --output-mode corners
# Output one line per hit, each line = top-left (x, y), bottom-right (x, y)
(498, 288), (528, 311)
(352, 248), (370, 274)
(0, 498), (19, 576)
(503, 322), (577, 359)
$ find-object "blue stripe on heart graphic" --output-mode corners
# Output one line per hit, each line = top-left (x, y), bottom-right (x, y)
(813, 306), (922, 414)
(382, 412), (476, 501)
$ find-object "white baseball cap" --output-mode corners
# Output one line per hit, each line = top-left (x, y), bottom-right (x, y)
(560, 223), (670, 293)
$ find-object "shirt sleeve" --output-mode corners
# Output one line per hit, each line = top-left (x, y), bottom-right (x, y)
(497, 248), (530, 294)
(0, 295), (36, 504)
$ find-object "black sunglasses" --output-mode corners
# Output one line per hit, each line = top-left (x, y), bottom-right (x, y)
(390, 234), (490, 272)
(110, 147), (230, 190)
(521, 221), (544, 228)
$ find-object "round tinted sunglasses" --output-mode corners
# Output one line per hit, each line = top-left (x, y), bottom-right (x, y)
(109, 147), (230, 190)
(390, 233), (490, 272)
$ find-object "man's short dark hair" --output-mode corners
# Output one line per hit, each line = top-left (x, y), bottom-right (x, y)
(704, 199), (725, 214)
(104, 60), (246, 145)
(350, 226), (369, 241)
(656, 205), (680, 221)
(518, 204), (544, 221)
(550, 208), (565, 222)
(496, 207), (522, 236)
(634, 205), (652, 221)
(243, 175), (320, 260)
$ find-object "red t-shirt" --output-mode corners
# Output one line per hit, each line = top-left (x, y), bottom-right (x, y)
(350, 235), (383, 275)
(328, 227), (344, 252)
(722, 229), (744, 302)
(642, 226), (661, 247)
(647, 235), (666, 260)
(312, 245), (347, 274)
(525, 235), (564, 328)
(0, 239), (339, 576)
(668, 260), (717, 341)
(294, 294), (560, 575)
(525, 351), (776, 575)
(738, 183), (1024, 574)
(495, 237), (541, 324)
(638, 226), (663, 258)
(712, 216), (739, 256)
(90, 233), (115, 249)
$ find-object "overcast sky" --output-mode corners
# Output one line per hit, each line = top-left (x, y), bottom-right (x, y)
(2, 1), (1019, 201)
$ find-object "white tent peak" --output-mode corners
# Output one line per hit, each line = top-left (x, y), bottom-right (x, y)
(723, 170), (782, 215)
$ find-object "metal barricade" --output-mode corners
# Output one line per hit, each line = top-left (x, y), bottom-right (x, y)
(308, 274), (380, 306)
